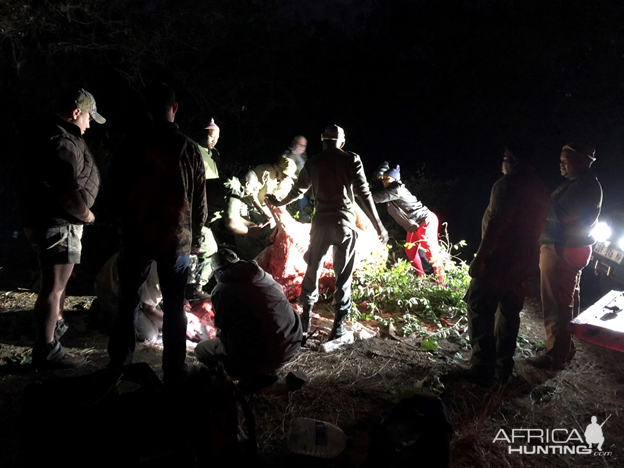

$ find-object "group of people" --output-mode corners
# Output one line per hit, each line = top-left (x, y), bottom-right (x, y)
(19, 83), (601, 391)
(463, 142), (602, 385)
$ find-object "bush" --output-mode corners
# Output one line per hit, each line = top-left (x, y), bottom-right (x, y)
(349, 238), (471, 350)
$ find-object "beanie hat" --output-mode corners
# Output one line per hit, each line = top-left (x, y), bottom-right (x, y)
(384, 165), (401, 181)
(375, 161), (390, 177)
(205, 118), (220, 131)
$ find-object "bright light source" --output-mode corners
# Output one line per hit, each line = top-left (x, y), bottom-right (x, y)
(618, 237), (624, 251)
(591, 222), (612, 242)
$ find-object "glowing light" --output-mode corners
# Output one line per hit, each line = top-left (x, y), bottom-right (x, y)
(591, 222), (611, 242)
(618, 237), (624, 251)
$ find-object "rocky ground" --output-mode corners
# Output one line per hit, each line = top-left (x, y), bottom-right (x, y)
(0, 271), (623, 467)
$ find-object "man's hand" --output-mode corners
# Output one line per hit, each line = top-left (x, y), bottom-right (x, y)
(247, 225), (266, 239)
(469, 257), (486, 278)
(378, 227), (389, 245)
(266, 194), (280, 206)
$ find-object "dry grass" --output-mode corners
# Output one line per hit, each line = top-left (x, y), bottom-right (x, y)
(1, 289), (623, 467)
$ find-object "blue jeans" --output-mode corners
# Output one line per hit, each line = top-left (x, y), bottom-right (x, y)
(108, 242), (190, 383)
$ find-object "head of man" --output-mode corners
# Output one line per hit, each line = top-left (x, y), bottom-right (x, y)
(382, 165), (401, 188)
(502, 143), (535, 175)
(291, 135), (307, 155)
(276, 155), (297, 181)
(321, 124), (346, 149)
(560, 143), (595, 180)
(242, 169), (261, 196)
(56, 88), (106, 135)
(211, 248), (240, 281)
(145, 82), (178, 122)
(205, 119), (220, 149)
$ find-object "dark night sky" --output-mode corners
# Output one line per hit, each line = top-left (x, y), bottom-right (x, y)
(2, 0), (624, 257)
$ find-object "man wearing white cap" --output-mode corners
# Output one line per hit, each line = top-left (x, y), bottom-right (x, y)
(267, 125), (389, 340)
(187, 118), (221, 299)
(529, 142), (602, 371)
(21, 87), (105, 369)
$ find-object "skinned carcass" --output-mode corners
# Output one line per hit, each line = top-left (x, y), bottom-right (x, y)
(255, 204), (387, 302)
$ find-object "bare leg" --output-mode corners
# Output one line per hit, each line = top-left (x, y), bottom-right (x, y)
(35, 263), (74, 344)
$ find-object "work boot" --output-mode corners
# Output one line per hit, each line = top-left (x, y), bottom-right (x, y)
(328, 312), (347, 341)
(527, 353), (565, 371)
(54, 319), (69, 341)
(32, 339), (87, 370)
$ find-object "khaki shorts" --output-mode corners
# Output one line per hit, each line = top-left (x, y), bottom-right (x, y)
(25, 224), (84, 265)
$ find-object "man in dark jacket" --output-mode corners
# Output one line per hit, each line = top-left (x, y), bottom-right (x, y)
(372, 165), (444, 283)
(463, 145), (551, 384)
(194, 249), (302, 390)
(529, 143), (602, 371)
(107, 83), (207, 386)
(267, 125), (389, 340)
(21, 88), (105, 369)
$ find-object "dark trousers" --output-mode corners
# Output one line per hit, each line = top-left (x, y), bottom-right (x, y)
(465, 269), (529, 377)
(108, 241), (190, 384)
(300, 224), (358, 318)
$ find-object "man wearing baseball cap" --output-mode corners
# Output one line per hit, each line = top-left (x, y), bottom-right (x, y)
(529, 142), (602, 371)
(20, 87), (105, 369)
(267, 124), (389, 341)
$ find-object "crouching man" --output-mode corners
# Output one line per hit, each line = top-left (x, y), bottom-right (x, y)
(194, 249), (302, 391)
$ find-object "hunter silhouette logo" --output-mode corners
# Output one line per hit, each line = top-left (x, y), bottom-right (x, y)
(585, 415), (610, 452)
(493, 415), (614, 456)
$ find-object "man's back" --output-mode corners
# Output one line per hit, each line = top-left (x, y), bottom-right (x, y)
(297, 147), (371, 229)
(108, 120), (207, 256)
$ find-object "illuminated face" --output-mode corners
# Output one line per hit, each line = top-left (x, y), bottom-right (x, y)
(207, 129), (220, 149)
(244, 179), (261, 196)
(382, 175), (395, 188)
(74, 110), (91, 135)
(293, 138), (307, 155)
(502, 149), (514, 175)
(560, 151), (577, 180)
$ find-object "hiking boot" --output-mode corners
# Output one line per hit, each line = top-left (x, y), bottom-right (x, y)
(54, 319), (69, 341)
(32, 340), (87, 370)
(527, 353), (565, 371)
(328, 311), (348, 341)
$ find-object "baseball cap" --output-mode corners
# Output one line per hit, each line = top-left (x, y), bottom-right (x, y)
(75, 89), (106, 124)
(277, 156), (297, 179)
(562, 143), (596, 162)
(321, 124), (345, 141)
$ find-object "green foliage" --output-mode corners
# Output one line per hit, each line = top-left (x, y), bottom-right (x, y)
(349, 238), (471, 350)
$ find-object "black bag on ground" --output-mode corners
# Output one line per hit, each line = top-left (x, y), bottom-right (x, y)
(182, 364), (258, 465)
(18, 363), (196, 468)
(364, 392), (452, 468)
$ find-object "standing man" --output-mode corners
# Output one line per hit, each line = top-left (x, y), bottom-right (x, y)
(462, 145), (551, 385)
(282, 135), (312, 222)
(267, 125), (389, 340)
(187, 118), (221, 300)
(21, 88), (105, 369)
(107, 83), (207, 386)
(530, 143), (602, 371)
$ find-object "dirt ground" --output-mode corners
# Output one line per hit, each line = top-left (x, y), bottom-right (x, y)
(1, 273), (623, 468)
